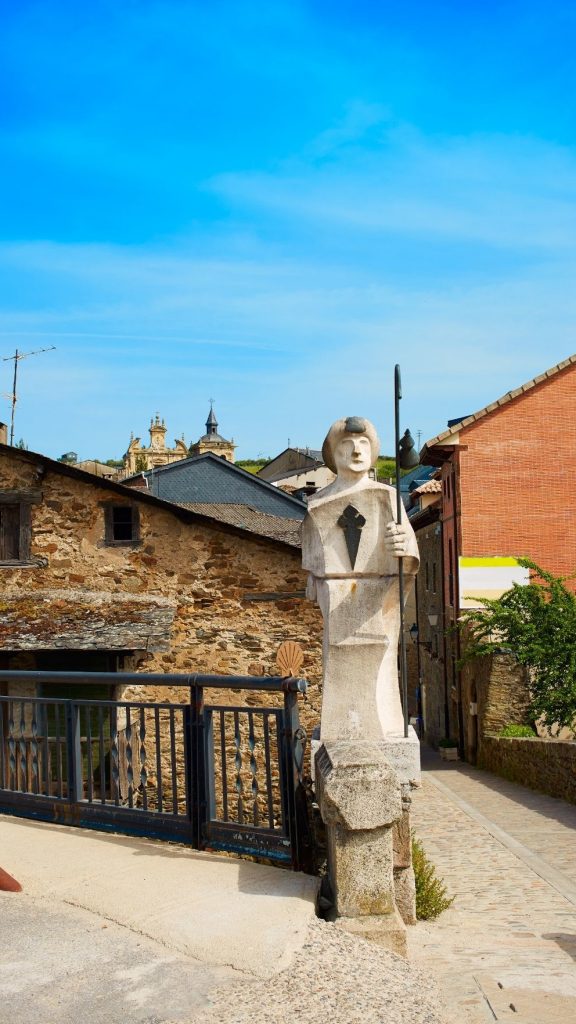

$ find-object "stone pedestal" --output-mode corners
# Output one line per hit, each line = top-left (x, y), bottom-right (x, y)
(382, 728), (420, 926)
(315, 739), (409, 955)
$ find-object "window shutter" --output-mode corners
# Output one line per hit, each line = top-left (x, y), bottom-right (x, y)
(0, 504), (21, 560)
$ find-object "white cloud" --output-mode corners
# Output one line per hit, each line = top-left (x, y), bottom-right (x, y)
(1, 114), (576, 459)
(208, 123), (576, 250)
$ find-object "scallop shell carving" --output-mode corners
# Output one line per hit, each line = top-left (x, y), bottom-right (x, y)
(276, 640), (304, 678)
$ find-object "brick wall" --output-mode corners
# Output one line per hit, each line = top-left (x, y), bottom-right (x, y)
(458, 362), (576, 583)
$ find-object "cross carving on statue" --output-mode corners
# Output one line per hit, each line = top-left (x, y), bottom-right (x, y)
(337, 504), (366, 569)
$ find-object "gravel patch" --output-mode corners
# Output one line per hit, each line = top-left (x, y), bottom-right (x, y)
(185, 918), (448, 1024)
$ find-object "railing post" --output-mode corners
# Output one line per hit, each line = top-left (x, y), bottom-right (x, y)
(187, 683), (209, 849)
(280, 688), (300, 870)
(281, 685), (314, 873)
(66, 702), (83, 803)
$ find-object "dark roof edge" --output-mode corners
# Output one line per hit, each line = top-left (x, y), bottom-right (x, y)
(409, 505), (441, 530)
(419, 444), (457, 467)
(122, 451), (307, 511)
(0, 444), (299, 554)
(258, 447), (322, 473)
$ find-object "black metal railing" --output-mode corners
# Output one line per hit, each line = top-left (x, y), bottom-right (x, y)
(0, 671), (311, 870)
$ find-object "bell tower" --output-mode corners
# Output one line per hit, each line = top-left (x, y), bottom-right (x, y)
(189, 402), (236, 462)
(149, 413), (167, 450)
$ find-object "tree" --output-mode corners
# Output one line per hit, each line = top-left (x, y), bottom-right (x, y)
(459, 559), (576, 732)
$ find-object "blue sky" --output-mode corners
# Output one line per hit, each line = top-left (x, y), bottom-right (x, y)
(1, 0), (575, 460)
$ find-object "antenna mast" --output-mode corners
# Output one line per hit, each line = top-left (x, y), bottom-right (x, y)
(2, 346), (56, 445)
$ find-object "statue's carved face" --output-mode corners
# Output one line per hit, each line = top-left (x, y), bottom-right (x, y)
(334, 434), (372, 476)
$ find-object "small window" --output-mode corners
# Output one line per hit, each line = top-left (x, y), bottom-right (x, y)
(104, 504), (140, 545)
(432, 562), (437, 594)
(0, 500), (32, 563)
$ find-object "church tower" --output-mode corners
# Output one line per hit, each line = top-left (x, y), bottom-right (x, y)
(189, 403), (236, 462)
(148, 413), (167, 451)
(122, 413), (189, 474)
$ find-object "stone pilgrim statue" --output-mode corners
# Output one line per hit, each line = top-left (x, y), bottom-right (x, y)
(302, 416), (419, 743)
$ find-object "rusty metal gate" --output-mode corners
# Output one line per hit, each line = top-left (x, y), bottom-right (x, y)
(0, 671), (312, 871)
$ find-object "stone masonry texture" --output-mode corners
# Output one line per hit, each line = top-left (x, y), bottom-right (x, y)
(0, 449), (324, 744)
(479, 735), (576, 805)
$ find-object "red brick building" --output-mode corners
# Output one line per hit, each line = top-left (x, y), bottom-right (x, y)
(412, 354), (576, 753)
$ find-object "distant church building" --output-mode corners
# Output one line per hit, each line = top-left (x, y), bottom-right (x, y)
(188, 404), (236, 462)
(123, 414), (189, 475)
(123, 405), (235, 475)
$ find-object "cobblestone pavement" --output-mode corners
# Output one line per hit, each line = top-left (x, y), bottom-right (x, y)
(409, 748), (576, 1024)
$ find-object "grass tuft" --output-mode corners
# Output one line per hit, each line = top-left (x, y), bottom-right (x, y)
(412, 835), (454, 920)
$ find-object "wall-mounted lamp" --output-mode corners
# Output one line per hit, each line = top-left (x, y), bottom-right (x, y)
(409, 623), (432, 651)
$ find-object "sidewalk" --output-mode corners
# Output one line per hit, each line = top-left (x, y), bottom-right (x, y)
(0, 814), (446, 1024)
(409, 748), (576, 1024)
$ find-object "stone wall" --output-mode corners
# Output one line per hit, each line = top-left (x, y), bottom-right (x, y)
(479, 736), (576, 805)
(0, 450), (324, 745)
(460, 651), (531, 764)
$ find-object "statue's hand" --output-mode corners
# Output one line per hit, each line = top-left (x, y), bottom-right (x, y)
(384, 521), (410, 557)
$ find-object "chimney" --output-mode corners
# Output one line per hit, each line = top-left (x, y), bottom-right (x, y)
(0, 422), (7, 445)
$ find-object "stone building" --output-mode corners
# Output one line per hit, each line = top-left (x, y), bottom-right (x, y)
(123, 414), (189, 475)
(0, 442), (322, 736)
(258, 446), (334, 498)
(188, 405), (236, 463)
(412, 353), (576, 756)
(122, 450), (306, 545)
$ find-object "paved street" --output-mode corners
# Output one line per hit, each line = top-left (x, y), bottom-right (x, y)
(409, 748), (576, 1023)
(3, 751), (576, 1023)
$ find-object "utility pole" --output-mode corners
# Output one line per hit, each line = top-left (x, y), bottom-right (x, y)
(2, 346), (56, 445)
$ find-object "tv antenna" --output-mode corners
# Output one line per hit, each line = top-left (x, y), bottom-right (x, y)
(2, 346), (56, 445)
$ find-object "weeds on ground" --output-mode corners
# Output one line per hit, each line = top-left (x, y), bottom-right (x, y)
(412, 835), (454, 920)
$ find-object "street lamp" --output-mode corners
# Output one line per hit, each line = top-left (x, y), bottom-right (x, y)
(394, 364), (419, 738)
(409, 622), (432, 652)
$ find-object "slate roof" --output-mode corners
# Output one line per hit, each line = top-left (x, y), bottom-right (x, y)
(398, 464), (436, 495)
(176, 503), (302, 547)
(294, 447), (323, 461)
(421, 353), (576, 458)
(123, 452), (306, 521)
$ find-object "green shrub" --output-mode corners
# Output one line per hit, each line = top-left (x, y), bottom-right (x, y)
(499, 723), (536, 738)
(438, 737), (458, 748)
(412, 836), (454, 920)
(459, 560), (576, 732)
